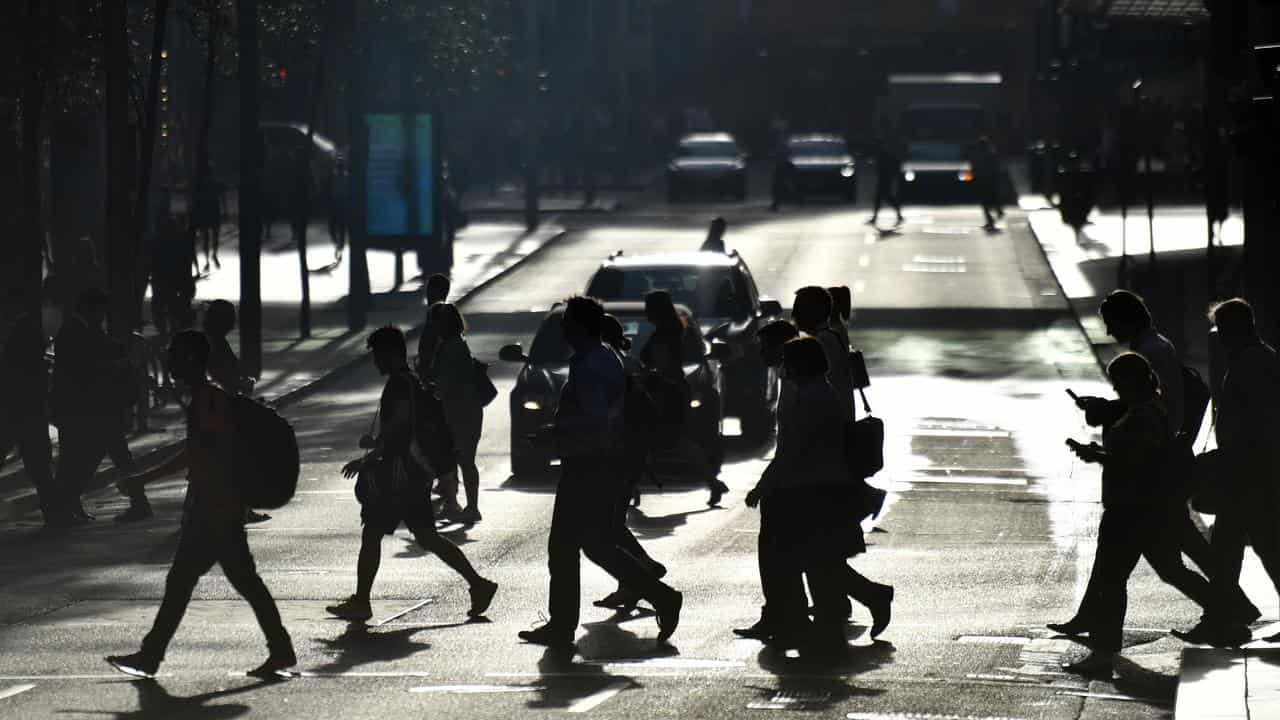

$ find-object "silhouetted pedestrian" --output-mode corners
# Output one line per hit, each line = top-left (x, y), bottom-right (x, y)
(51, 289), (146, 523)
(518, 296), (683, 650)
(0, 288), (59, 526)
(424, 303), (484, 523)
(106, 330), (295, 679)
(735, 319), (799, 642)
(326, 326), (497, 623)
(593, 313), (670, 612)
(1061, 353), (1209, 676)
(641, 290), (727, 506)
(973, 135), (1004, 230)
(191, 165), (225, 272)
(827, 286), (853, 352)
(415, 273), (452, 378)
(867, 127), (904, 227)
(1175, 299), (1280, 647)
(793, 287), (854, 420)
(700, 217), (728, 253)
(770, 158), (795, 212)
(327, 157), (349, 262)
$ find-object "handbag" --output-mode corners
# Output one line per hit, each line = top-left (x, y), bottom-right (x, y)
(845, 386), (885, 481)
(473, 357), (498, 407)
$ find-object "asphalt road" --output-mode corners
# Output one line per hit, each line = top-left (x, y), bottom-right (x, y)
(0, 197), (1218, 719)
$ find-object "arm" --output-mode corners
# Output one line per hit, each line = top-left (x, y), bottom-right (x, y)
(117, 444), (189, 493)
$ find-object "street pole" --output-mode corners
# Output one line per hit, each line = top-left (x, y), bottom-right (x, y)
(294, 0), (338, 340)
(104, 0), (135, 339)
(237, 0), (263, 376)
(344, 0), (370, 329)
(132, 0), (171, 326)
(523, 0), (540, 232)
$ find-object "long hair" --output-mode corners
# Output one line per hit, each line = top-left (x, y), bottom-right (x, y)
(644, 290), (686, 336)
(428, 302), (466, 341)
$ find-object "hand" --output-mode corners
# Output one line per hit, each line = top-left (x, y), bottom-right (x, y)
(1070, 442), (1105, 464)
(745, 488), (762, 508)
(1074, 395), (1106, 412)
(358, 434), (376, 449)
(342, 458), (365, 479)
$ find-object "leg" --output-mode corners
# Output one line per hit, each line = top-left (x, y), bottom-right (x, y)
(355, 524), (385, 600)
(216, 525), (294, 657)
(457, 415), (482, 513)
(1143, 517), (1214, 613)
(408, 521), (483, 585)
(546, 479), (588, 637)
(54, 428), (109, 518)
(140, 530), (218, 660)
(1086, 510), (1145, 654)
(16, 421), (57, 521)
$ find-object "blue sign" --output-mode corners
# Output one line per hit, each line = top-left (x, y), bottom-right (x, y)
(365, 113), (434, 237)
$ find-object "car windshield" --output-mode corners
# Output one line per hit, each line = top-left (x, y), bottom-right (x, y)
(525, 312), (705, 366)
(678, 141), (738, 158)
(586, 266), (753, 321)
(907, 142), (968, 162)
(787, 140), (847, 157)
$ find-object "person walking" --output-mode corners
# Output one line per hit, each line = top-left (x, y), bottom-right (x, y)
(700, 217), (728, 253)
(867, 126), (904, 227)
(415, 273), (451, 378)
(106, 331), (295, 678)
(0, 288), (60, 526)
(1050, 291), (1257, 639)
(973, 135), (1004, 231)
(191, 165), (225, 272)
(1175, 299), (1280, 647)
(640, 290), (727, 506)
(326, 326), (497, 623)
(51, 289), (149, 523)
(518, 296), (683, 650)
(425, 303), (485, 523)
(1061, 352), (1209, 676)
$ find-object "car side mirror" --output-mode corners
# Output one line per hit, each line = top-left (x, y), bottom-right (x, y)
(499, 343), (528, 363)
(707, 341), (737, 362)
(759, 299), (783, 318)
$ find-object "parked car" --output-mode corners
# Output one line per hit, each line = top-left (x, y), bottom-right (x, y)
(583, 249), (783, 442)
(666, 132), (748, 202)
(781, 133), (857, 202)
(499, 301), (727, 477)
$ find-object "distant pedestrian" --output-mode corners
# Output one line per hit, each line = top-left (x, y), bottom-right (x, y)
(593, 313), (670, 612)
(973, 135), (1004, 230)
(191, 165), (225, 272)
(867, 126), (904, 227)
(425, 303), (484, 523)
(106, 330), (295, 679)
(735, 319), (799, 642)
(0, 287), (59, 526)
(326, 326), (497, 623)
(1174, 299), (1280, 647)
(51, 289), (148, 523)
(770, 157), (795, 212)
(327, 157), (349, 263)
(793, 287), (854, 421)
(700, 217), (728, 253)
(641, 290), (727, 506)
(518, 296), (683, 650)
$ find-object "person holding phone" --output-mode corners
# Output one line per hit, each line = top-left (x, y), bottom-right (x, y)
(1057, 353), (1214, 676)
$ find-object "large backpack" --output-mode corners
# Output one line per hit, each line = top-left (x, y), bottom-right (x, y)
(231, 395), (299, 509)
(402, 371), (457, 478)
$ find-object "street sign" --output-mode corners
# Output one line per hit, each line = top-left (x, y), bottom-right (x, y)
(364, 113), (434, 238)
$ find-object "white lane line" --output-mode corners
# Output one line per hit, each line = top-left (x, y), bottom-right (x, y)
(1054, 690), (1163, 704)
(0, 674), (167, 681)
(376, 598), (435, 626)
(567, 680), (629, 714)
(409, 684), (540, 695)
(0, 684), (35, 701)
(227, 671), (432, 679)
(848, 713), (1027, 720)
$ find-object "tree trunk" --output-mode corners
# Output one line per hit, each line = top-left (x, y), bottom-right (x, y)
(132, 0), (172, 324)
(19, 0), (47, 323)
(344, 0), (370, 329)
(104, 0), (135, 338)
(237, 0), (263, 376)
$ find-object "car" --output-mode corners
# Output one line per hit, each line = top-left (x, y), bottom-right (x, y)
(583, 250), (784, 442)
(899, 140), (976, 199)
(666, 132), (748, 202)
(499, 301), (728, 478)
(781, 133), (857, 202)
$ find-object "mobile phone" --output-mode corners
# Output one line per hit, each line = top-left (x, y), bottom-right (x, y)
(1065, 438), (1085, 451)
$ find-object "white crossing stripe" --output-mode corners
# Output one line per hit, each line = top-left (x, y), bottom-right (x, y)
(376, 598), (435, 626)
(228, 670), (432, 679)
(848, 713), (1027, 720)
(567, 680), (630, 713)
(748, 690), (831, 710)
(0, 684), (35, 701)
(409, 684), (540, 695)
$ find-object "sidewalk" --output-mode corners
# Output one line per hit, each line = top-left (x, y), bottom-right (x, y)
(0, 219), (567, 521)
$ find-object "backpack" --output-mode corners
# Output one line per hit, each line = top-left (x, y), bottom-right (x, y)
(231, 395), (299, 509)
(644, 370), (691, 450)
(402, 371), (457, 478)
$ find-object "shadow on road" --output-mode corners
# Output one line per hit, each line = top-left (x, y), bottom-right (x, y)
(310, 623), (432, 676)
(78, 677), (274, 719)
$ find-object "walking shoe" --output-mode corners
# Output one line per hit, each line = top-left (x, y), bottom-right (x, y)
(441, 502), (465, 520)
(1046, 618), (1089, 638)
(655, 590), (683, 645)
(106, 652), (160, 679)
(593, 588), (640, 611)
(869, 585), (894, 639)
(1173, 622), (1253, 648)
(518, 623), (574, 649)
(247, 647), (297, 678)
(468, 579), (498, 618)
(707, 479), (729, 507)
(113, 504), (154, 523)
(733, 619), (774, 641)
(325, 595), (372, 622)
(244, 510), (272, 524)
(456, 506), (483, 524)
(651, 561), (668, 580)
(1061, 651), (1114, 678)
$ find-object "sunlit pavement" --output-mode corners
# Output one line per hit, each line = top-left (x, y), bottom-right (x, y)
(0, 198), (1260, 719)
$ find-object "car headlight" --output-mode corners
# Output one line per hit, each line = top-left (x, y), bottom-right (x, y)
(689, 398), (703, 409)
(522, 399), (544, 411)
(841, 164), (855, 178)
(903, 170), (916, 182)
(958, 170), (973, 182)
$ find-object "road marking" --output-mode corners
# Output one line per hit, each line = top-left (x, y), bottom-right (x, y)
(409, 684), (540, 695)
(376, 598), (436, 626)
(567, 680), (629, 713)
(1055, 690), (1164, 704)
(848, 713), (1027, 720)
(294, 490), (352, 495)
(228, 670), (432, 679)
(0, 674), (168, 681)
(0, 684), (34, 701)
(955, 635), (1031, 645)
(901, 476), (1028, 486)
(748, 690), (832, 710)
